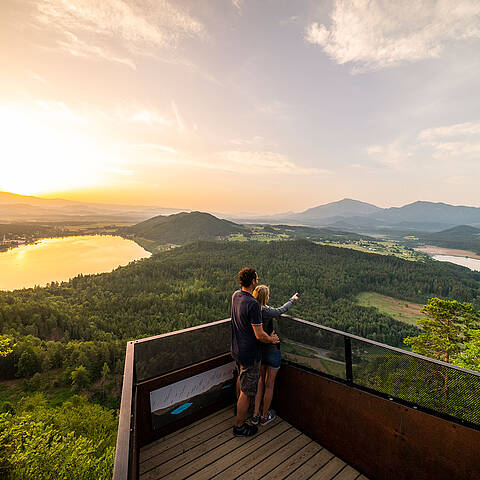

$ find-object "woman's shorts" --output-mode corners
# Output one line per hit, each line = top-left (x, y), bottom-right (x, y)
(262, 346), (281, 370)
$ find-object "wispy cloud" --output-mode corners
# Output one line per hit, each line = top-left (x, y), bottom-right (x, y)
(56, 31), (137, 69)
(171, 100), (186, 132)
(365, 141), (413, 167)
(306, 0), (480, 73)
(367, 120), (480, 168)
(26, 70), (47, 84)
(232, 0), (243, 13)
(32, 0), (206, 67)
(216, 151), (330, 176)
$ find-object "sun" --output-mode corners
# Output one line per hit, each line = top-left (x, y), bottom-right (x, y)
(0, 105), (105, 196)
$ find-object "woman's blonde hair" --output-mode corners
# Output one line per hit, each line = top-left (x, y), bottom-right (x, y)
(253, 285), (269, 306)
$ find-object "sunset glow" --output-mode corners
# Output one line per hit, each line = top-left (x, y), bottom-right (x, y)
(1, 1), (480, 211)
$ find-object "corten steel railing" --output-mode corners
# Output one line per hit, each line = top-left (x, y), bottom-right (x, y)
(113, 315), (480, 479)
(276, 315), (480, 428)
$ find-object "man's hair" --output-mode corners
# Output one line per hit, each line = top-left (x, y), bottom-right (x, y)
(238, 267), (257, 288)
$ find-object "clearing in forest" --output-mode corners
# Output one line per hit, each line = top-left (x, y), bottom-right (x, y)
(356, 292), (424, 326)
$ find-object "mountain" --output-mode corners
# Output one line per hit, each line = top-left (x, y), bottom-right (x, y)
(284, 200), (480, 233)
(0, 191), (182, 223)
(370, 201), (480, 226)
(298, 198), (381, 221)
(127, 211), (245, 244)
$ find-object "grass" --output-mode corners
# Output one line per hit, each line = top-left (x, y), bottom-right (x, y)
(356, 292), (424, 326)
(317, 240), (423, 262)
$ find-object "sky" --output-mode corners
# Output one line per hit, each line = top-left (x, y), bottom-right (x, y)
(1, 0), (480, 214)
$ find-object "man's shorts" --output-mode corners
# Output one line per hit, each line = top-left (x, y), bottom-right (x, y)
(235, 360), (261, 397)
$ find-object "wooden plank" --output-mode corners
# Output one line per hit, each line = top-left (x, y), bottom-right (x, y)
(140, 407), (233, 461)
(332, 465), (361, 480)
(236, 434), (311, 480)
(357, 476), (369, 480)
(335, 465), (362, 480)
(209, 427), (301, 480)
(171, 421), (291, 480)
(310, 457), (346, 480)
(139, 416), (233, 474)
(187, 421), (289, 480)
(140, 423), (237, 480)
(284, 448), (335, 480)
(260, 441), (322, 480)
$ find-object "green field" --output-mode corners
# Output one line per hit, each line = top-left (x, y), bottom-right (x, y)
(356, 292), (424, 326)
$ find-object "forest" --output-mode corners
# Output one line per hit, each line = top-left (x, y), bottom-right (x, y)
(1, 239), (480, 478)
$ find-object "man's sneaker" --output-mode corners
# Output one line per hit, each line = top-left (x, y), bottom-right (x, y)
(250, 415), (260, 425)
(260, 409), (277, 426)
(233, 423), (258, 437)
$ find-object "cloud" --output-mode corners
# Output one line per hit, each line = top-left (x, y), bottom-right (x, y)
(33, 0), (206, 67)
(133, 147), (330, 176)
(232, 0), (243, 12)
(306, 0), (480, 72)
(56, 31), (137, 69)
(171, 100), (185, 132)
(216, 151), (330, 176)
(418, 121), (480, 159)
(365, 141), (413, 167)
(418, 122), (480, 142)
(367, 120), (480, 168)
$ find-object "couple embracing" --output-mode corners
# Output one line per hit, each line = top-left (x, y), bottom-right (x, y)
(231, 267), (299, 436)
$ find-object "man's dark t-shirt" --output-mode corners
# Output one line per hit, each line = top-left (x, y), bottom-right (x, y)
(231, 290), (262, 366)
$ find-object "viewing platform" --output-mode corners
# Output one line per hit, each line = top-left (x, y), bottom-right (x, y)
(113, 316), (480, 480)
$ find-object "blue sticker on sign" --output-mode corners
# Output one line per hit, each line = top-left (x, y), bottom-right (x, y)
(170, 403), (193, 415)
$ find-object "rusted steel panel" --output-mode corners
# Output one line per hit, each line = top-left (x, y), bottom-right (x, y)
(274, 363), (480, 480)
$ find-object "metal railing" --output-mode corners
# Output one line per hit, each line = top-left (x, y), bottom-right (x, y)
(276, 315), (480, 428)
(113, 314), (480, 478)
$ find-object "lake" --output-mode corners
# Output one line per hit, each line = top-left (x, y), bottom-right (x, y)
(0, 235), (151, 291)
(432, 255), (480, 272)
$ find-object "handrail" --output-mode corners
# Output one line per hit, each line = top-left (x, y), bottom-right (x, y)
(113, 341), (135, 480)
(132, 318), (231, 344)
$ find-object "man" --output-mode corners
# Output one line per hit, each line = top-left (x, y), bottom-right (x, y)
(231, 267), (279, 436)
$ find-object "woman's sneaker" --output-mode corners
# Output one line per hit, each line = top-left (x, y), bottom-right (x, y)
(233, 423), (258, 436)
(250, 415), (260, 425)
(260, 409), (277, 425)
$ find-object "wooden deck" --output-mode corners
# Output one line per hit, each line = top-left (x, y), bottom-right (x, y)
(139, 407), (368, 480)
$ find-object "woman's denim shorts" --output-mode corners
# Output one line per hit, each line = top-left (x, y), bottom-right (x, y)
(261, 345), (281, 370)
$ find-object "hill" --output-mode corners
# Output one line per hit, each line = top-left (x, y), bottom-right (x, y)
(127, 211), (246, 244)
(421, 225), (480, 254)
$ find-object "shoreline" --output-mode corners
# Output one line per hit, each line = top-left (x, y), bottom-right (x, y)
(414, 245), (480, 260)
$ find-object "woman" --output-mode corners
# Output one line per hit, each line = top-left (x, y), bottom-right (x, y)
(251, 285), (298, 425)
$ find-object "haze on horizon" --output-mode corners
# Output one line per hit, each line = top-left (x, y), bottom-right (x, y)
(1, 1), (480, 214)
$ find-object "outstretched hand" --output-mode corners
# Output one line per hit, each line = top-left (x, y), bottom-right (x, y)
(292, 293), (299, 301)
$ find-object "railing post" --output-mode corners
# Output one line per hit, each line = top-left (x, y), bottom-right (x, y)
(344, 336), (353, 383)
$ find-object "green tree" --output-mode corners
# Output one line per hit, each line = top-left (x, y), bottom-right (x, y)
(16, 346), (40, 378)
(453, 329), (480, 372)
(71, 365), (90, 391)
(101, 362), (110, 397)
(0, 335), (14, 357)
(404, 298), (478, 363)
